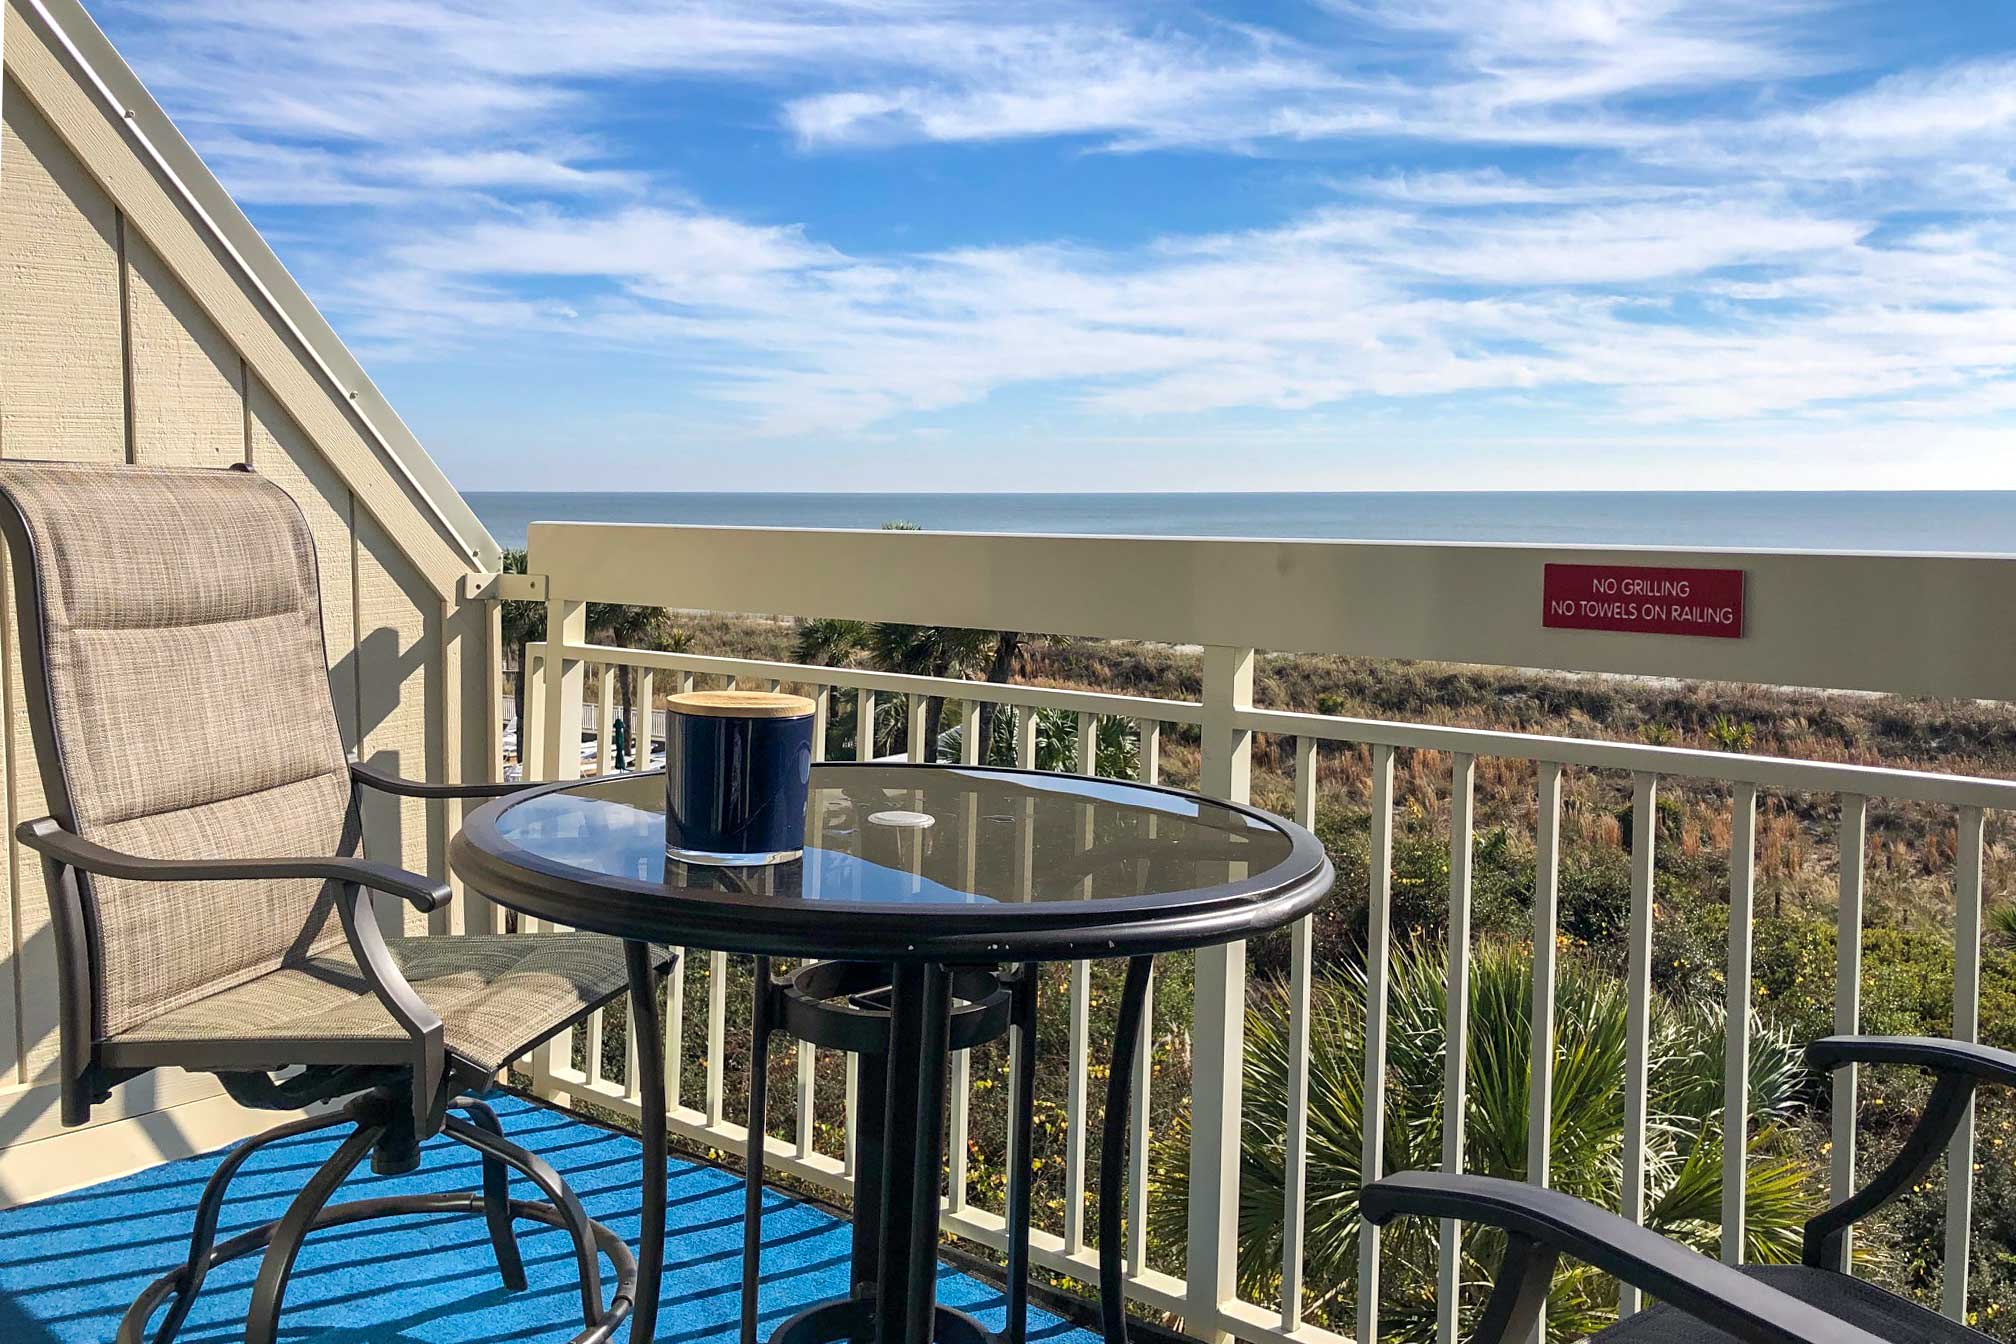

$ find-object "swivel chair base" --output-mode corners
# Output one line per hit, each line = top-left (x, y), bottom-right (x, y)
(117, 1088), (637, 1344)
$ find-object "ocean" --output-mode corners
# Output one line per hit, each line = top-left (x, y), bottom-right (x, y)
(464, 491), (2016, 556)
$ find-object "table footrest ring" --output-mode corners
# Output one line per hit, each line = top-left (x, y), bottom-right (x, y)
(777, 961), (1013, 1054)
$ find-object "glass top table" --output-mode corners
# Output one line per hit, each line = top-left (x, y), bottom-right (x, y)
(453, 762), (1330, 961)
(450, 762), (1331, 1344)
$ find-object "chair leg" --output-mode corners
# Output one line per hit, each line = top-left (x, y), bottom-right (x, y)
(1471, 1232), (1558, 1344)
(459, 1099), (530, 1292)
(146, 1108), (357, 1344)
(444, 1112), (605, 1328)
(244, 1119), (386, 1344)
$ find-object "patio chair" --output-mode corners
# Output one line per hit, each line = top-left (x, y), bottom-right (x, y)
(0, 460), (671, 1344)
(1363, 1033), (2008, 1343)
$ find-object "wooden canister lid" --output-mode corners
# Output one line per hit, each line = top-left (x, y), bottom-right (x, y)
(667, 690), (816, 719)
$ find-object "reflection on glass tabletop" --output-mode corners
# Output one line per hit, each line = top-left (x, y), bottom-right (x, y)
(491, 764), (1296, 908)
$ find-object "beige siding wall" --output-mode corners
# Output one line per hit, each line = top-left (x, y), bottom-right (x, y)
(0, 73), (121, 458)
(125, 230), (247, 466)
(0, 5), (489, 1203)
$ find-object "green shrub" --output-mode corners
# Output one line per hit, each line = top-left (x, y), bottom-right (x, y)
(1148, 938), (1817, 1342)
(1706, 714), (1758, 752)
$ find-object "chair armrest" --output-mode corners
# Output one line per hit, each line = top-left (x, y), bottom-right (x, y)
(1361, 1172), (1887, 1344)
(1798, 1034), (2006, 1268)
(16, 817), (449, 913)
(350, 759), (537, 800)
(1806, 1034), (2016, 1088)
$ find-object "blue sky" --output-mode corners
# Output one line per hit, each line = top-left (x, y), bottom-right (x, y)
(92, 1), (2016, 492)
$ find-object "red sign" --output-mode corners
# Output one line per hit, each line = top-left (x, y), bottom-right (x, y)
(1543, 564), (1745, 639)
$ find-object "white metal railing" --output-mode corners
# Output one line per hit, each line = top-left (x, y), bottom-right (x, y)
(1233, 708), (2012, 1338)
(460, 524), (2016, 1344)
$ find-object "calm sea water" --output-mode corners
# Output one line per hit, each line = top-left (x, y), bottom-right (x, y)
(465, 491), (2016, 555)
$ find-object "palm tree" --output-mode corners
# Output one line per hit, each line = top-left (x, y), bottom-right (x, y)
(794, 618), (871, 670)
(976, 630), (1029, 758)
(499, 549), (541, 759)
(586, 602), (689, 768)
(788, 524), (1010, 763)
(867, 622), (994, 758)
(1148, 938), (1818, 1342)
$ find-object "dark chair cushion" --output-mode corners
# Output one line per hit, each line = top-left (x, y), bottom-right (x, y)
(1591, 1263), (1986, 1343)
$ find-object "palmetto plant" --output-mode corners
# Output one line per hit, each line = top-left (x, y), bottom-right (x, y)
(587, 602), (688, 767)
(500, 549), (541, 744)
(937, 704), (1140, 778)
(1705, 714), (1757, 753)
(1148, 938), (1818, 1343)
(1990, 902), (2016, 948)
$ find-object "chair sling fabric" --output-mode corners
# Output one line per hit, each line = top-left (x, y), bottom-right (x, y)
(1, 461), (353, 1039)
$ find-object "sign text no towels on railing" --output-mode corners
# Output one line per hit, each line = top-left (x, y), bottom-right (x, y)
(1543, 563), (1746, 639)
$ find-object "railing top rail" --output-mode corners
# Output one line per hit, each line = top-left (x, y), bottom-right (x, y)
(530, 639), (2016, 809)
(537, 641), (1208, 724)
(529, 518), (2016, 563)
(1241, 706), (2016, 808)
(527, 522), (2016, 701)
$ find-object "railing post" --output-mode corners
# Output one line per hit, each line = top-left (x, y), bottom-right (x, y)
(1527, 761), (1564, 1344)
(1619, 772), (1659, 1318)
(1186, 645), (1253, 1344)
(462, 591), (505, 934)
(1359, 744), (1396, 1344)
(1946, 806), (1986, 1320)
(1439, 752), (1477, 1344)
(1724, 783), (1759, 1264)
(1829, 794), (1867, 1273)
(522, 649), (546, 786)
(533, 598), (587, 1101)
(540, 598), (587, 783)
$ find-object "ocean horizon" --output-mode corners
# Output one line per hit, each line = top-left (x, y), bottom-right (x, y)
(464, 490), (2016, 556)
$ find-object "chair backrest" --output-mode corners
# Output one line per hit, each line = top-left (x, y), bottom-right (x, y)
(0, 461), (354, 1040)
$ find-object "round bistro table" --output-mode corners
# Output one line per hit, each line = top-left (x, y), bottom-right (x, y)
(452, 762), (1332, 1344)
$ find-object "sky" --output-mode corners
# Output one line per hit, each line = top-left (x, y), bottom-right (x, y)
(89, 1), (2016, 492)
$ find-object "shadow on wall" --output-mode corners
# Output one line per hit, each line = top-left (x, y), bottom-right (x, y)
(351, 619), (446, 925)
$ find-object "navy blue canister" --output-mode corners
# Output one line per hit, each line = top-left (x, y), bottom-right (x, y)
(664, 691), (815, 865)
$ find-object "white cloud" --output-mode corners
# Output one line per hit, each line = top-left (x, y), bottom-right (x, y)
(393, 207), (837, 286)
(1798, 56), (2016, 148)
(341, 185), (2014, 443)
(778, 24), (1341, 148)
(1349, 169), (1676, 207)
(388, 150), (644, 195)
(94, 0), (2016, 483)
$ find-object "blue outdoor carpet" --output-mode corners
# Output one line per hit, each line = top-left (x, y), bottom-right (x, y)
(0, 1094), (1096, 1344)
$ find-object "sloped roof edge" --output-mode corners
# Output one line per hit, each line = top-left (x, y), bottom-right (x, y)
(25, 0), (502, 571)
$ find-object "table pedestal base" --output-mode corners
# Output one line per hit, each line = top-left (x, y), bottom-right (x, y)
(747, 961), (1026, 1344)
(625, 954), (1152, 1344)
(772, 1296), (1000, 1344)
